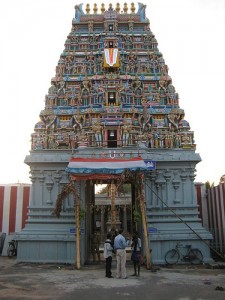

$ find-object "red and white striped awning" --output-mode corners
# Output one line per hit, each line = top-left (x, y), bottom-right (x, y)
(66, 157), (147, 176)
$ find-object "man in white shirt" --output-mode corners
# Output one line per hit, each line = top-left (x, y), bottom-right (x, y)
(103, 233), (114, 278)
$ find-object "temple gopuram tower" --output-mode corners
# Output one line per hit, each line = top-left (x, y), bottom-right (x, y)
(17, 3), (212, 265)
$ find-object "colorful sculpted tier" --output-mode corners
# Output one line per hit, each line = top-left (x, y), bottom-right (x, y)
(31, 3), (195, 151)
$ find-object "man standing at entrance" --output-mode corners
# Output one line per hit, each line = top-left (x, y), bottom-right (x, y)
(114, 229), (127, 279)
(104, 233), (114, 278)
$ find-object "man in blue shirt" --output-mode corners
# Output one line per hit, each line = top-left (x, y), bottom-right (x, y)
(114, 229), (127, 279)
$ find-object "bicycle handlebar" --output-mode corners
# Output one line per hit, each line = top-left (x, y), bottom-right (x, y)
(176, 242), (192, 248)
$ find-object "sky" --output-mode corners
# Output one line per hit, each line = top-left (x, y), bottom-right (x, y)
(0, 0), (225, 185)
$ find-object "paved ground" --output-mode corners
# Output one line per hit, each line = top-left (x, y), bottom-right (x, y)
(0, 257), (225, 300)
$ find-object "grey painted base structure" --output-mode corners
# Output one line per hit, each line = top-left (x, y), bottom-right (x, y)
(17, 147), (213, 265)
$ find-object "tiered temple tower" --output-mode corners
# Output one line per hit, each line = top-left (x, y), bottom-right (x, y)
(17, 3), (212, 264)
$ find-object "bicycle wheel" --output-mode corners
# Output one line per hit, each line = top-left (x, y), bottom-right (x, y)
(7, 244), (15, 257)
(165, 249), (179, 265)
(189, 249), (203, 264)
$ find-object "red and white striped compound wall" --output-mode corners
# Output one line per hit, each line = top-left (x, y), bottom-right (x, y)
(196, 182), (225, 253)
(206, 183), (225, 252)
(0, 184), (30, 235)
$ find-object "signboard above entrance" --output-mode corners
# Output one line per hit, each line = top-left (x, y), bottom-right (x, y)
(144, 160), (156, 170)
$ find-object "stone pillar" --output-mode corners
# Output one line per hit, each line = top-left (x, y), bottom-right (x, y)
(149, 172), (157, 206)
(100, 206), (105, 237)
(172, 171), (181, 203)
(46, 176), (54, 205)
(59, 175), (69, 211)
(189, 168), (196, 204)
(180, 170), (187, 204)
(164, 170), (172, 207)
(155, 172), (166, 208)
(38, 172), (45, 206)
(54, 171), (62, 200)
(111, 184), (116, 228)
(30, 171), (37, 206)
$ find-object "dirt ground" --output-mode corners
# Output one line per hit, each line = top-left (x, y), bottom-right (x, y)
(0, 257), (225, 300)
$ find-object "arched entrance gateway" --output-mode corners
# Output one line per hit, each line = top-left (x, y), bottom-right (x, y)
(17, 3), (213, 266)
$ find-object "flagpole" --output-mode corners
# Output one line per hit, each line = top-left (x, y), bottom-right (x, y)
(111, 183), (116, 229)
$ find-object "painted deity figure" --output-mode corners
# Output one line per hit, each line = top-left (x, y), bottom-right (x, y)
(158, 132), (165, 148)
(132, 75), (142, 94)
(168, 132), (174, 148)
(154, 131), (159, 148)
(57, 80), (66, 96)
(143, 113), (154, 132)
(181, 133), (191, 146)
(164, 132), (170, 148)
(158, 76), (167, 92)
(48, 81), (57, 95)
(148, 133), (154, 148)
(69, 135), (78, 152)
(168, 113), (179, 131)
(82, 76), (91, 94)
(40, 113), (57, 131)
(121, 121), (131, 146)
(174, 134), (181, 148)
(92, 121), (103, 146)
(72, 114), (82, 133)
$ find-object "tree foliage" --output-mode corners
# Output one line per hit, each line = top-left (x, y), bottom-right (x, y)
(205, 181), (214, 189)
(220, 174), (225, 183)
(96, 183), (131, 195)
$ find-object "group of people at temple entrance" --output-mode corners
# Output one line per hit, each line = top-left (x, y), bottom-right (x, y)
(91, 229), (142, 278)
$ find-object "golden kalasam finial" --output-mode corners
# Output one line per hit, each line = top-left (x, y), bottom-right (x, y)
(131, 2), (135, 13)
(108, 3), (113, 10)
(123, 3), (128, 13)
(116, 3), (120, 13)
(86, 4), (90, 14)
(93, 3), (98, 14)
(101, 3), (105, 13)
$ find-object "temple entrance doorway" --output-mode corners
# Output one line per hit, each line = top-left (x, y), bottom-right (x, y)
(107, 129), (117, 148)
(86, 182), (141, 263)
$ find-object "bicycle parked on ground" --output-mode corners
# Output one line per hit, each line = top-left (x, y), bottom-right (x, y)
(165, 242), (203, 265)
(7, 239), (17, 257)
